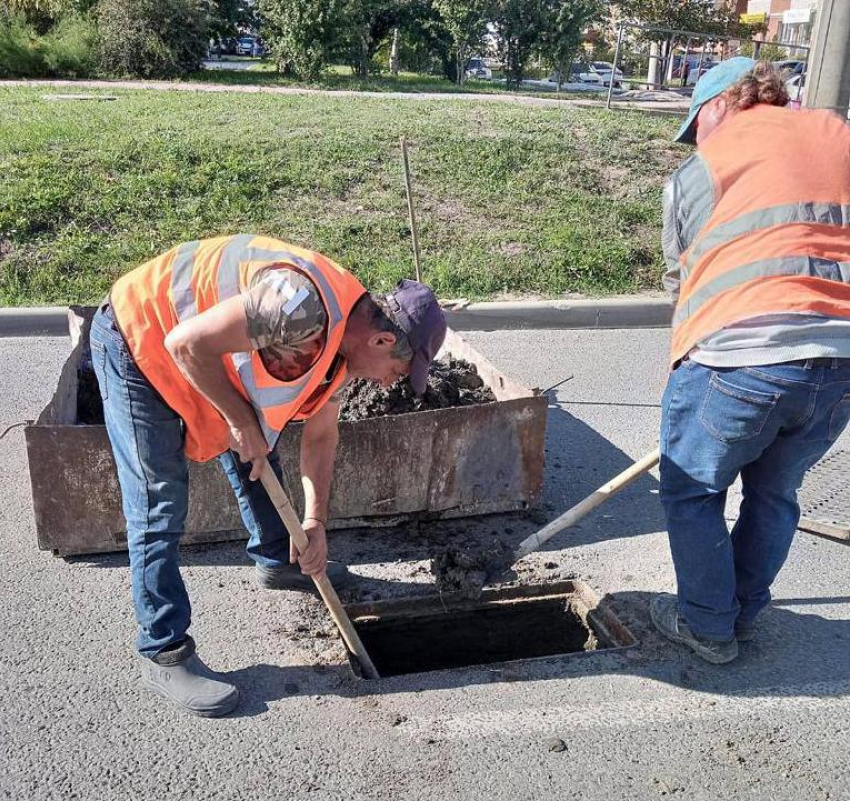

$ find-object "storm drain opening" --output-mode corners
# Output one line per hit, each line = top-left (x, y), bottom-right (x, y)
(345, 580), (636, 679)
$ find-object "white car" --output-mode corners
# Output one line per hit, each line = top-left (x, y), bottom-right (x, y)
(572, 61), (623, 87)
(786, 72), (806, 103)
(590, 61), (624, 87)
(686, 61), (718, 86)
(464, 58), (492, 80)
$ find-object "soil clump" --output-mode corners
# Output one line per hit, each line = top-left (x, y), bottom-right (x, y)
(338, 357), (495, 422)
(431, 540), (515, 598)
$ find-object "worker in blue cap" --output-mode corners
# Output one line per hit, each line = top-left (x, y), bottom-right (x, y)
(653, 58), (850, 664)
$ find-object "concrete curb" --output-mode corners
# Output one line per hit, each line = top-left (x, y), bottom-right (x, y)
(443, 298), (673, 331)
(0, 307), (69, 337)
(0, 299), (674, 337)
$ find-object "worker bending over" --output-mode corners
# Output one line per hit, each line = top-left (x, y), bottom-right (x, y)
(90, 235), (446, 715)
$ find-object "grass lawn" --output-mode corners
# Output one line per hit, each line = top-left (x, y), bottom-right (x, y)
(0, 86), (684, 305)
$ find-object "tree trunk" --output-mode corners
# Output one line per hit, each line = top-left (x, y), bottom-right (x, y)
(390, 28), (400, 76)
(457, 44), (465, 85)
(648, 40), (660, 87)
(557, 56), (565, 92)
(359, 31), (369, 78)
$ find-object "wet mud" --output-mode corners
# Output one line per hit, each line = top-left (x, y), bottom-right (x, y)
(430, 540), (515, 598)
(338, 358), (496, 422)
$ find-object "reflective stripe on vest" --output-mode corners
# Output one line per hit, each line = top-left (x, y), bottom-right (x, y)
(680, 202), (850, 282)
(170, 236), (345, 445)
(674, 255), (850, 327)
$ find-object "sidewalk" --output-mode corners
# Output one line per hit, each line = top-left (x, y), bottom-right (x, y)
(2, 78), (692, 113)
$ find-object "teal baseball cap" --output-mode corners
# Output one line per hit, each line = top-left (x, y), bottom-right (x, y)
(675, 57), (757, 144)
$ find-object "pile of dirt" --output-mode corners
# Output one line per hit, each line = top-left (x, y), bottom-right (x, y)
(339, 357), (496, 422)
(431, 540), (515, 598)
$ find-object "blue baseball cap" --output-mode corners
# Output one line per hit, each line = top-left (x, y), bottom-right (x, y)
(675, 57), (756, 145)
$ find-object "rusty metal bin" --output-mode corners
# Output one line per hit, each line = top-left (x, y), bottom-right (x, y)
(26, 307), (547, 556)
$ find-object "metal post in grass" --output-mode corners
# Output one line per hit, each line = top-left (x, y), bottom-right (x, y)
(606, 24), (625, 110)
(400, 136), (423, 282)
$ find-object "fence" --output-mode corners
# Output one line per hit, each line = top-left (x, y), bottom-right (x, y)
(605, 23), (811, 110)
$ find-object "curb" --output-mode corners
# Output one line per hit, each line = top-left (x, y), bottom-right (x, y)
(0, 307), (69, 337)
(443, 298), (672, 331)
(0, 299), (673, 337)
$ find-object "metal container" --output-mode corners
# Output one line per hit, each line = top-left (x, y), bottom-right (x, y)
(26, 307), (547, 556)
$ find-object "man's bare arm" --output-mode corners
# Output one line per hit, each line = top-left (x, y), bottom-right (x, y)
(294, 400), (340, 575)
(164, 295), (269, 478)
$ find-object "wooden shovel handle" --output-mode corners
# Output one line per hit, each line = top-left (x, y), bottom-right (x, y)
(259, 460), (380, 680)
(512, 446), (661, 563)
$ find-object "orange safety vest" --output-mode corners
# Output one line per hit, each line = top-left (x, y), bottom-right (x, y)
(110, 234), (367, 462)
(670, 105), (850, 366)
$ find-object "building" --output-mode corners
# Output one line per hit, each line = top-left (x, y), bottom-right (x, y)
(743, 0), (820, 47)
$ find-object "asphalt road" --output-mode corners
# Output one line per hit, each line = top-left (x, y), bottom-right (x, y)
(1, 328), (848, 801)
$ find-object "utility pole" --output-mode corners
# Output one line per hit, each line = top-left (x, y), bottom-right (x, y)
(804, 0), (850, 114)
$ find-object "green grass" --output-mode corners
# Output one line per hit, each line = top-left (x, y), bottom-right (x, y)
(0, 86), (684, 305)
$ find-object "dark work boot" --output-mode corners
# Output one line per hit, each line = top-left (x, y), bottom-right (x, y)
(139, 636), (239, 718)
(650, 594), (738, 665)
(254, 561), (353, 592)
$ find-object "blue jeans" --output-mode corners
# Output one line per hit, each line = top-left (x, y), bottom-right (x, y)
(660, 358), (850, 640)
(90, 303), (292, 658)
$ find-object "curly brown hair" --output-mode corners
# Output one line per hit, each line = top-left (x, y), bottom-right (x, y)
(725, 60), (789, 111)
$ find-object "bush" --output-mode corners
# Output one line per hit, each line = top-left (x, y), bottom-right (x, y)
(0, 13), (46, 77)
(0, 11), (98, 78)
(97, 0), (208, 79)
(41, 13), (98, 77)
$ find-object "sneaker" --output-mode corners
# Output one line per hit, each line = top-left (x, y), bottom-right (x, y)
(140, 636), (240, 718)
(735, 619), (756, 642)
(254, 561), (353, 592)
(650, 594), (739, 665)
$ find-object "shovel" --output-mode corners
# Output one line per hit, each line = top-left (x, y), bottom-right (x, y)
(512, 446), (661, 563)
(259, 460), (380, 680)
(434, 446), (661, 592)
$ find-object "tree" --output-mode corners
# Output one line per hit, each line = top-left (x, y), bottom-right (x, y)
(433, 0), (488, 84)
(617, 0), (737, 34)
(616, 1), (744, 85)
(257, 0), (340, 78)
(395, 0), (459, 80)
(542, 0), (603, 90)
(205, 0), (258, 42)
(492, 0), (548, 88)
(336, 0), (397, 78)
(97, 0), (208, 78)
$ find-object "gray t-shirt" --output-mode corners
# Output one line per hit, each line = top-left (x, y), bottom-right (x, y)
(691, 313), (850, 367)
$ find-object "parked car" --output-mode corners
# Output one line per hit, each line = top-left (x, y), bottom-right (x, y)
(786, 72), (806, 103)
(589, 61), (624, 87)
(235, 36), (262, 57)
(566, 61), (623, 87)
(773, 59), (806, 77)
(464, 58), (492, 80)
(686, 60), (718, 86)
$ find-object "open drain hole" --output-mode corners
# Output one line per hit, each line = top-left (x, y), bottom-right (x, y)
(345, 580), (636, 679)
